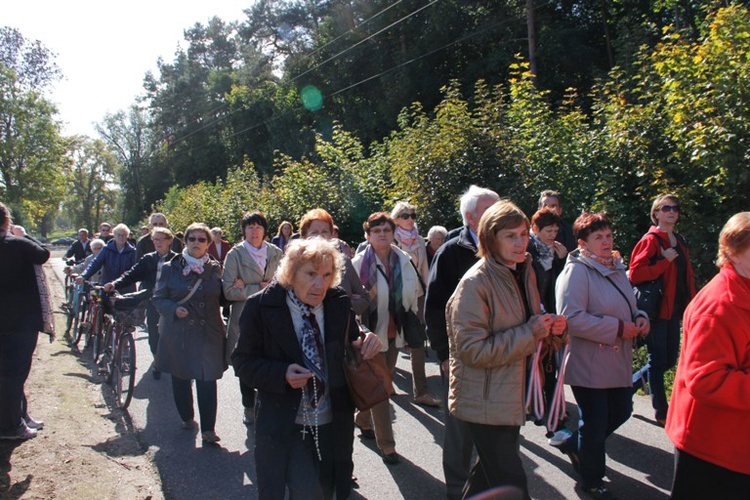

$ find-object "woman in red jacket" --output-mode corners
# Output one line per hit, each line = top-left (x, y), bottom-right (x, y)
(629, 194), (695, 426)
(666, 212), (750, 499)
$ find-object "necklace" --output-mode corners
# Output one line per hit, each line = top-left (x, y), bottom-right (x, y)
(301, 377), (322, 461)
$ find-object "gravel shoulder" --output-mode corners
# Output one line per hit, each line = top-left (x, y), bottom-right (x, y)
(0, 251), (164, 500)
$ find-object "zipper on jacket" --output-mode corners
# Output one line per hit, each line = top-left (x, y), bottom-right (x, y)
(483, 369), (491, 399)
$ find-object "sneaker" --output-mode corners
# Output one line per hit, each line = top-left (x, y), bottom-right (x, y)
(0, 423), (38, 441)
(23, 414), (44, 431)
(381, 451), (400, 465)
(548, 429), (573, 447)
(181, 419), (197, 429)
(201, 431), (221, 444)
(243, 407), (254, 426)
(414, 393), (442, 408)
(580, 485), (616, 499)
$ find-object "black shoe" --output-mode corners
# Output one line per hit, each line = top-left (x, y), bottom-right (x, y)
(356, 425), (375, 439)
(0, 423), (37, 441)
(580, 485), (616, 499)
(382, 452), (400, 465)
(565, 449), (581, 475)
(152, 369), (161, 380)
(23, 414), (44, 431)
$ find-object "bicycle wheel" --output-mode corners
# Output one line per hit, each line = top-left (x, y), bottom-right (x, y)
(114, 332), (136, 409)
(71, 293), (86, 347)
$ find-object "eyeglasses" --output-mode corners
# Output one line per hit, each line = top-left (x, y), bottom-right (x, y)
(660, 205), (680, 213)
(151, 222), (166, 227)
(398, 213), (417, 220)
(370, 227), (393, 235)
(187, 236), (208, 243)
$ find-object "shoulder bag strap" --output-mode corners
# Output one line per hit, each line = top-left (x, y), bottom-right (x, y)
(177, 278), (204, 305)
(604, 275), (635, 319)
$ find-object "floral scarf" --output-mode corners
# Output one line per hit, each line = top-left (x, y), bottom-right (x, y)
(580, 247), (622, 270)
(530, 233), (554, 271)
(395, 226), (419, 248)
(181, 248), (210, 276)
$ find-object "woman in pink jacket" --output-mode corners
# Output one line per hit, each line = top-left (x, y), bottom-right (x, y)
(666, 212), (750, 499)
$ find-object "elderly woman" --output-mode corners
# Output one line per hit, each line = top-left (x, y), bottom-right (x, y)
(79, 223), (137, 291)
(351, 212), (423, 464)
(447, 200), (565, 498)
(665, 212), (750, 499)
(390, 202), (441, 408)
(554, 212), (650, 499)
(299, 208), (369, 316)
(272, 220), (294, 252)
(153, 223), (226, 444)
(232, 238), (380, 499)
(629, 194), (696, 426)
(426, 225), (447, 268)
(0, 203), (51, 440)
(223, 212), (283, 425)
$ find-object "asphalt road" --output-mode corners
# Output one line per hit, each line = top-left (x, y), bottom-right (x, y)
(49, 252), (675, 499)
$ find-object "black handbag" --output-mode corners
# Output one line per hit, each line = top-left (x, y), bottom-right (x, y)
(401, 309), (426, 348)
(632, 234), (668, 319)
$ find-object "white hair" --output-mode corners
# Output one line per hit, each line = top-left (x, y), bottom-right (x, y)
(459, 185), (499, 226)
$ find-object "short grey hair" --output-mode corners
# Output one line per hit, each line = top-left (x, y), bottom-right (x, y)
(459, 185), (499, 226)
(427, 225), (447, 239)
(90, 238), (106, 251)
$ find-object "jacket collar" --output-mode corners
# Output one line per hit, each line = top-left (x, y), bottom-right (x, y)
(722, 264), (750, 311)
(567, 248), (627, 276)
(457, 226), (477, 252)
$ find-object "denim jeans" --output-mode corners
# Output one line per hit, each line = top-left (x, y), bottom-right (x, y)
(647, 313), (682, 420)
(566, 386), (633, 489)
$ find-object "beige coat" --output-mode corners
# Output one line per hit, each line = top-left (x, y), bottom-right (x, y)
(447, 255), (541, 426)
(222, 241), (282, 363)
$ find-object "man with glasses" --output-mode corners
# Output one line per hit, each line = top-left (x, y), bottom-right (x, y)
(97, 222), (113, 242)
(104, 227), (179, 379)
(136, 213), (184, 258)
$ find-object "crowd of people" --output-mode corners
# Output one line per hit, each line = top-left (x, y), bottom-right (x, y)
(2, 187), (749, 500)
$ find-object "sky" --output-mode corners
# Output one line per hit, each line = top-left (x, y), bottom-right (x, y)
(4, 1), (251, 137)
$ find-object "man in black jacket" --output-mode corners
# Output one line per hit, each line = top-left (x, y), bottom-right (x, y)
(64, 229), (91, 263)
(136, 212), (183, 259)
(105, 227), (177, 379)
(425, 185), (499, 499)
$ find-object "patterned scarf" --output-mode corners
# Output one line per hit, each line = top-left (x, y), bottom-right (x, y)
(580, 247), (622, 270)
(359, 244), (402, 331)
(530, 233), (554, 271)
(288, 289), (326, 406)
(395, 226), (419, 247)
(181, 248), (209, 276)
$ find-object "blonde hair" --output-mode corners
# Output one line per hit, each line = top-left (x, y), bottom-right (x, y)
(275, 238), (344, 289)
(717, 212), (750, 268)
(650, 194), (680, 225)
(477, 200), (529, 259)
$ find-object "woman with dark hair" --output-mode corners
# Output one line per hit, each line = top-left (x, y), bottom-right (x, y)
(351, 212), (423, 464)
(629, 194), (696, 427)
(153, 222), (226, 444)
(447, 200), (566, 498)
(553, 212), (650, 499)
(527, 208), (569, 428)
(232, 238), (380, 499)
(666, 212), (750, 499)
(272, 221), (294, 252)
(0, 203), (50, 440)
(223, 211), (283, 425)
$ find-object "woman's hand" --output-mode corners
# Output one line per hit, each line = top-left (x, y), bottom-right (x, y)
(550, 315), (567, 336)
(175, 306), (189, 319)
(621, 322), (642, 340)
(528, 314), (554, 340)
(260, 281), (269, 289)
(634, 316), (650, 336)
(232, 278), (245, 289)
(352, 331), (382, 360)
(553, 241), (568, 259)
(285, 363), (312, 389)
(661, 247), (678, 262)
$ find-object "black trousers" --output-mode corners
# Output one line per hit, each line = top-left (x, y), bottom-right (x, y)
(170, 376), (217, 432)
(318, 417), (355, 499)
(671, 448), (750, 499)
(145, 301), (160, 357)
(0, 331), (37, 432)
(463, 422), (529, 500)
(240, 378), (256, 409)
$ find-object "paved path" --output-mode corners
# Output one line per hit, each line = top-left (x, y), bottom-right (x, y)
(50, 255), (675, 499)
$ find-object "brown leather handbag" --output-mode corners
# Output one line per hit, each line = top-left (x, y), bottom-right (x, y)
(342, 319), (394, 411)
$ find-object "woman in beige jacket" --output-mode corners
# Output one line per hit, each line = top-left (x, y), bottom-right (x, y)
(447, 200), (566, 498)
(223, 211), (282, 425)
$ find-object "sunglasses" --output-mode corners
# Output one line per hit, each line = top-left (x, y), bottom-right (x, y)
(187, 236), (208, 243)
(660, 205), (680, 213)
(398, 213), (417, 220)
